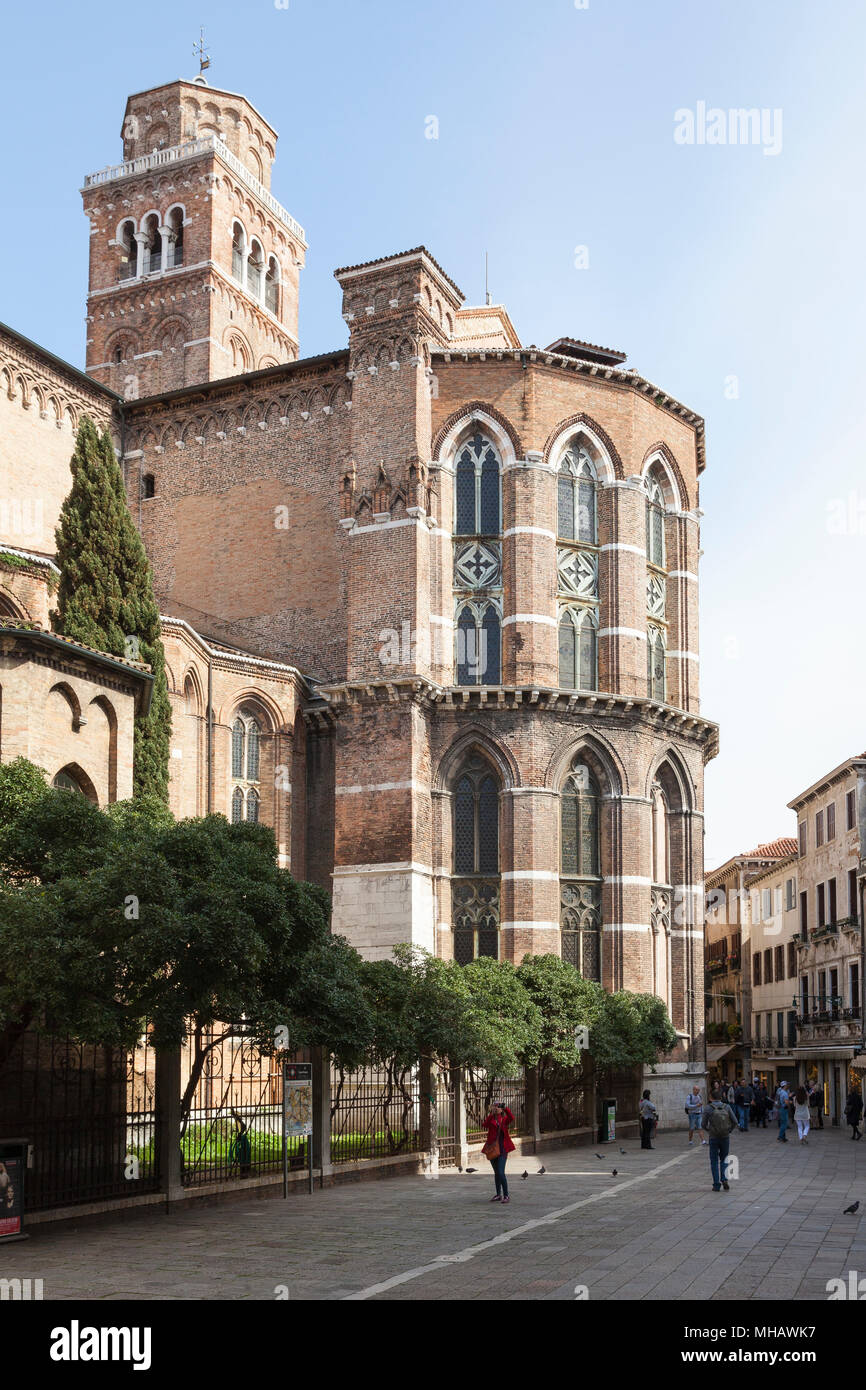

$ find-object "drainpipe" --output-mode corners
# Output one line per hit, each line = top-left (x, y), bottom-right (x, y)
(206, 647), (213, 814)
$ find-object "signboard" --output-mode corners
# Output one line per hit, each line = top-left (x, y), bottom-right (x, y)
(606, 1103), (616, 1143)
(0, 1155), (23, 1241)
(283, 1062), (313, 1137)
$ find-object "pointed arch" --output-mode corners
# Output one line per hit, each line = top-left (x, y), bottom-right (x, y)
(544, 413), (622, 482)
(431, 402), (522, 467)
(641, 444), (685, 512)
(545, 729), (627, 799)
(644, 747), (695, 813)
(434, 727), (518, 794)
(52, 762), (98, 803)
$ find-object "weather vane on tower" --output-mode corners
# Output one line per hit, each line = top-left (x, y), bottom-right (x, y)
(193, 27), (211, 77)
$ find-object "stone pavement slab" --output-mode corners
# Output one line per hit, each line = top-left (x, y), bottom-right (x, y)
(3, 1124), (866, 1300)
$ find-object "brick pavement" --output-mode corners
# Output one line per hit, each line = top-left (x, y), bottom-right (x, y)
(5, 1124), (866, 1301)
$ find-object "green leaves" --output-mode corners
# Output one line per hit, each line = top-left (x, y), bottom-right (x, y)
(52, 417), (172, 801)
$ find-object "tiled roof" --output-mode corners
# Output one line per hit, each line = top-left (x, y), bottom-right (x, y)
(742, 837), (799, 859)
(333, 246), (464, 299)
(545, 336), (627, 366)
(0, 619), (152, 676)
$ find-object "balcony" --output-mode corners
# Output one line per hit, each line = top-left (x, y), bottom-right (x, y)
(82, 134), (306, 245)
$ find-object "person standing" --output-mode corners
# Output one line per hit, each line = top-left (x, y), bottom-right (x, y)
(685, 1084), (706, 1145)
(754, 1080), (769, 1128)
(793, 1085), (811, 1143)
(809, 1081), (824, 1131)
(845, 1089), (863, 1141)
(482, 1102), (514, 1203)
(701, 1088), (738, 1191)
(776, 1081), (791, 1142)
(639, 1090), (658, 1150)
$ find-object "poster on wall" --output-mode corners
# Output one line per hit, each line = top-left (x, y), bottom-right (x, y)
(0, 1156), (23, 1240)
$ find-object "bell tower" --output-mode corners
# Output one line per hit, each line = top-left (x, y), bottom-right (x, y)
(81, 76), (306, 399)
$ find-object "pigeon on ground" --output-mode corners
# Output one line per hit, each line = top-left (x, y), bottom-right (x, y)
(619, 1148), (628, 1155)
(522, 1170), (528, 1180)
(611, 1169), (618, 1176)
(595, 1153), (603, 1159)
(844, 1200), (860, 1214)
(538, 1165), (546, 1175)
(458, 1166), (463, 1173)
(465, 1167), (477, 1174)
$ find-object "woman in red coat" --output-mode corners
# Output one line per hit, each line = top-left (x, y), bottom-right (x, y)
(483, 1102), (515, 1203)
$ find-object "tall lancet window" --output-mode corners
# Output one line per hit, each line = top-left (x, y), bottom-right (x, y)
(453, 431), (502, 686)
(560, 759), (602, 981)
(557, 442), (599, 691)
(231, 708), (262, 823)
(650, 780), (672, 1007)
(645, 470), (667, 702)
(451, 758), (501, 963)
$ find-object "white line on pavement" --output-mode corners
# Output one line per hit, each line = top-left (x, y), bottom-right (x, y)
(343, 1148), (698, 1300)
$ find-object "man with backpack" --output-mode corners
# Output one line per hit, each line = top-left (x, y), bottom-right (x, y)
(701, 1088), (738, 1191)
(775, 1081), (791, 1142)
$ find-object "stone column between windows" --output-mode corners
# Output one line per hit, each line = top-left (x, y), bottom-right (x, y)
(502, 454), (558, 687)
(598, 478), (648, 700)
(429, 462), (454, 687)
(602, 792), (654, 994)
(499, 787), (559, 962)
(666, 510), (701, 715)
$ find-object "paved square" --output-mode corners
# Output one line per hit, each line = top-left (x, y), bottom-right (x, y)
(5, 1124), (866, 1300)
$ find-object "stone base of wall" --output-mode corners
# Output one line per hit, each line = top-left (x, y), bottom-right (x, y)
(331, 863), (435, 959)
(644, 1060), (708, 1130)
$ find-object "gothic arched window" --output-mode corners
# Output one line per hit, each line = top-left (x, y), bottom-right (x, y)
(231, 709), (263, 823)
(142, 213), (162, 275)
(452, 759), (500, 964)
(265, 256), (280, 315)
(558, 605), (598, 692)
(558, 443), (597, 543)
(646, 472), (666, 569)
(166, 207), (184, 270)
(455, 600), (501, 686)
(650, 780), (672, 1007)
(560, 760), (602, 980)
(454, 432), (501, 537)
(453, 430), (503, 686)
(247, 239), (264, 299)
(231, 222), (246, 283)
(645, 469), (667, 701)
(557, 441), (599, 691)
(118, 220), (137, 281)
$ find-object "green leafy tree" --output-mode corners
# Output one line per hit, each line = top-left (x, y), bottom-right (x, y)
(51, 416), (172, 800)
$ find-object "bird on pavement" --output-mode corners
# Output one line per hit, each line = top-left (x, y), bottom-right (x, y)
(595, 1153), (603, 1159)
(844, 1201), (860, 1214)
(619, 1148), (628, 1155)
(538, 1166), (546, 1175)
(611, 1169), (618, 1176)
(465, 1167), (477, 1174)
(522, 1170), (528, 1180)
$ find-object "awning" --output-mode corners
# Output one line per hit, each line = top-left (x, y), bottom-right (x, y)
(706, 1044), (736, 1063)
(849, 1054), (866, 1072)
(791, 1046), (858, 1061)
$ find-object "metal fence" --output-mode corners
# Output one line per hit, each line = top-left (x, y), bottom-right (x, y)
(465, 1070), (528, 1144)
(329, 1059), (421, 1163)
(538, 1060), (591, 1132)
(0, 1028), (159, 1211)
(179, 1026), (306, 1187)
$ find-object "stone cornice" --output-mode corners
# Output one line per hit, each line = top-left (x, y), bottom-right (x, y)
(319, 677), (719, 759)
(431, 346), (706, 473)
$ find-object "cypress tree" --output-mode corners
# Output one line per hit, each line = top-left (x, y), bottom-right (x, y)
(52, 417), (172, 801)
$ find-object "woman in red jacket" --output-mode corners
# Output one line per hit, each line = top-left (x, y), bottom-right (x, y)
(483, 1102), (515, 1203)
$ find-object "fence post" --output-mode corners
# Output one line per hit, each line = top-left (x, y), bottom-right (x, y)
(419, 1055), (433, 1152)
(155, 1046), (182, 1205)
(311, 1047), (331, 1183)
(526, 1065), (541, 1151)
(455, 1067), (469, 1170)
(582, 1052), (597, 1141)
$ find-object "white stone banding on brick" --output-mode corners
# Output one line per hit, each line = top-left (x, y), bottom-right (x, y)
(501, 871), (559, 881)
(667, 651), (700, 662)
(603, 923), (652, 932)
(335, 780), (426, 795)
(600, 542), (646, 557)
(501, 614), (557, 627)
(598, 627), (647, 640)
(504, 526), (555, 540)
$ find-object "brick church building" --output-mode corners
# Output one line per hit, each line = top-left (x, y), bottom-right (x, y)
(0, 73), (717, 1108)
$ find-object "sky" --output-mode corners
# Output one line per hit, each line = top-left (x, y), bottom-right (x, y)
(3, 0), (865, 867)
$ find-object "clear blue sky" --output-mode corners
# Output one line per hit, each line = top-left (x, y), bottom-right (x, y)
(5, 0), (865, 866)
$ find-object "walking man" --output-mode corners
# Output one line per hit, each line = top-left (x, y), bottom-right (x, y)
(845, 1088), (863, 1141)
(701, 1087), (738, 1191)
(639, 1090), (658, 1150)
